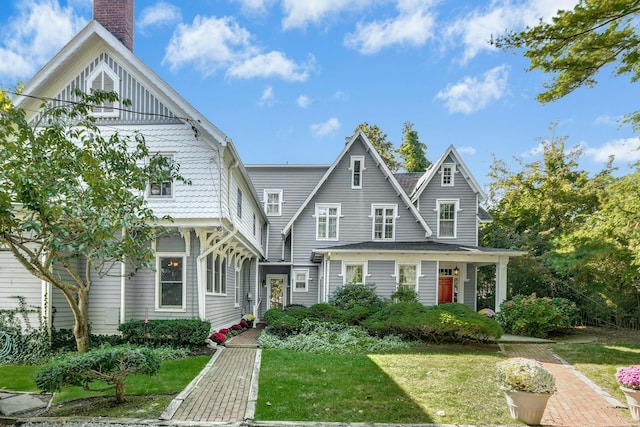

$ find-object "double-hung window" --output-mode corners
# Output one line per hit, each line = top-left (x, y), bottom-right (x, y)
(372, 204), (396, 240)
(156, 254), (185, 310)
(208, 253), (227, 295)
(437, 199), (458, 238)
(149, 155), (173, 197)
(264, 190), (283, 216)
(397, 263), (418, 292)
(316, 204), (340, 240)
(293, 269), (309, 292)
(343, 262), (366, 284)
(351, 156), (364, 189)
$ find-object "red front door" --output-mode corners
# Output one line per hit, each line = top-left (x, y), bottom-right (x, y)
(438, 277), (453, 304)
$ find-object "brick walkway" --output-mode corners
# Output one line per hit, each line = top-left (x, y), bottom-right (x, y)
(502, 344), (634, 427)
(167, 327), (261, 423)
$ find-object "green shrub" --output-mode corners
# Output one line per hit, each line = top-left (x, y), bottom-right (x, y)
(35, 344), (161, 403)
(0, 297), (50, 364)
(362, 302), (503, 343)
(118, 319), (210, 349)
(51, 329), (124, 353)
(263, 308), (303, 337)
(306, 303), (344, 323)
(496, 294), (579, 338)
(329, 283), (383, 310)
(259, 319), (409, 354)
(391, 287), (419, 303)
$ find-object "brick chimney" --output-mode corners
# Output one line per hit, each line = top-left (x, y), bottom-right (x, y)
(93, 0), (134, 51)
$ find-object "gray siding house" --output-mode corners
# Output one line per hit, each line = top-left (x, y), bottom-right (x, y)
(1, 0), (521, 338)
(2, 0), (267, 334)
(247, 131), (522, 317)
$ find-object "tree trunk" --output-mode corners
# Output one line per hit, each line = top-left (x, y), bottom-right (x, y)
(73, 289), (91, 353)
(115, 380), (126, 404)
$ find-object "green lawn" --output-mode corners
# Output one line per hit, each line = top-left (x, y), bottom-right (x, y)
(0, 364), (41, 392)
(256, 344), (517, 425)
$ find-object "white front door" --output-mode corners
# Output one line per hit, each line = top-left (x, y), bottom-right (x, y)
(266, 274), (287, 310)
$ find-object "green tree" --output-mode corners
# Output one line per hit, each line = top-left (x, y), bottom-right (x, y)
(397, 122), (430, 172)
(481, 126), (610, 298)
(492, 0), (640, 130)
(0, 89), (183, 353)
(354, 122), (401, 172)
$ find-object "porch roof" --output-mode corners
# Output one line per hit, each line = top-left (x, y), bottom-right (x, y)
(310, 240), (526, 262)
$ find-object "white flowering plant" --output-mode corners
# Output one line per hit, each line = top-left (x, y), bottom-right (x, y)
(496, 357), (556, 394)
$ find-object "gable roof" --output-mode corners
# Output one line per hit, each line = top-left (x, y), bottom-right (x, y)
(282, 130), (432, 237)
(13, 19), (267, 224)
(411, 145), (487, 203)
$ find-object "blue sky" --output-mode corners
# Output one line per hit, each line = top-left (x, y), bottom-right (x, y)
(1, 0), (638, 191)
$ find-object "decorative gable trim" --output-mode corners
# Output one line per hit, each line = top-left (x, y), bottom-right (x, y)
(282, 130), (432, 237)
(411, 145), (486, 203)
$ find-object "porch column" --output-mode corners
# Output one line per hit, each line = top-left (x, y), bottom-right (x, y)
(495, 256), (509, 311)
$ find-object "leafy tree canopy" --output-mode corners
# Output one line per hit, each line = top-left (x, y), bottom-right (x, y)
(0, 88), (184, 352)
(397, 122), (430, 172)
(354, 122), (401, 172)
(492, 0), (640, 130)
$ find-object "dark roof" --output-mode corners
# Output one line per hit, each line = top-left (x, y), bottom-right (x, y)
(478, 206), (493, 222)
(393, 172), (424, 196)
(311, 240), (524, 261)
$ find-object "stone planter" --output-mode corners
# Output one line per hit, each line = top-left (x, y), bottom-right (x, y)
(620, 387), (640, 420)
(504, 390), (552, 425)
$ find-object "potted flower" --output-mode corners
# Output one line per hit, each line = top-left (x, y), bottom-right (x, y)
(209, 332), (227, 345)
(242, 314), (255, 327)
(496, 357), (556, 425)
(616, 365), (640, 420)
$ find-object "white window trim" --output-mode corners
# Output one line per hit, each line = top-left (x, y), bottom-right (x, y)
(86, 63), (120, 118)
(394, 261), (421, 292)
(371, 204), (397, 241)
(264, 189), (283, 216)
(341, 261), (368, 285)
(234, 266), (241, 307)
(314, 203), (341, 241)
(237, 187), (243, 219)
(436, 199), (459, 239)
(441, 163), (455, 187)
(292, 269), (309, 292)
(209, 253), (228, 296)
(155, 252), (187, 312)
(148, 153), (175, 199)
(350, 156), (365, 189)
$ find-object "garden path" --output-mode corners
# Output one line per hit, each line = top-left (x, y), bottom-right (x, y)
(503, 343), (633, 427)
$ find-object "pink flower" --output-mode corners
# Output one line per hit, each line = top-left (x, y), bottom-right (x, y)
(240, 320), (249, 328)
(219, 328), (231, 335)
(232, 324), (242, 330)
(617, 366), (640, 390)
(209, 332), (227, 344)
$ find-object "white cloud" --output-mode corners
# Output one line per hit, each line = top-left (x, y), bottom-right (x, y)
(138, 1), (182, 34)
(595, 114), (620, 126)
(584, 138), (640, 163)
(228, 51), (313, 82)
(281, 0), (372, 30)
(311, 117), (341, 137)
(435, 65), (509, 114)
(258, 85), (275, 106)
(344, 1), (437, 54)
(445, 0), (579, 63)
(457, 146), (477, 155)
(297, 95), (311, 108)
(0, 0), (87, 82)
(163, 15), (311, 81)
(233, 0), (276, 15)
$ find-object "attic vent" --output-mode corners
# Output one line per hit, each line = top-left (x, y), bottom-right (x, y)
(86, 63), (120, 118)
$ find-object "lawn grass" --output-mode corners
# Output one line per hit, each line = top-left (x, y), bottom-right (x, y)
(551, 342), (640, 403)
(0, 355), (211, 419)
(0, 364), (41, 392)
(256, 344), (516, 425)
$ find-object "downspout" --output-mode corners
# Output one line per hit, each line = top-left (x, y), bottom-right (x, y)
(120, 256), (126, 325)
(196, 227), (238, 320)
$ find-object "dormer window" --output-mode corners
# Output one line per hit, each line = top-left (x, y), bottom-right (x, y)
(441, 164), (455, 186)
(86, 63), (120, 118)
(351, 156), (364, 189)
